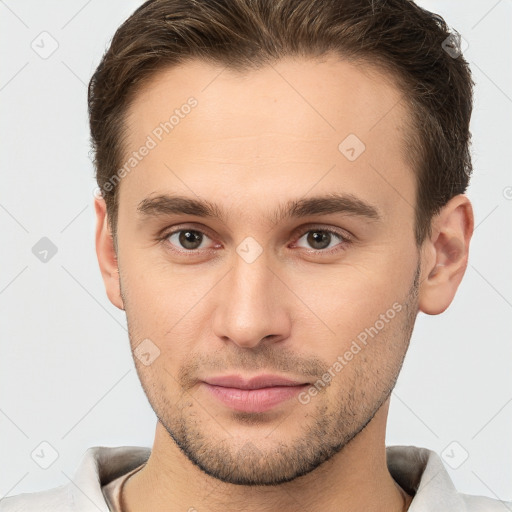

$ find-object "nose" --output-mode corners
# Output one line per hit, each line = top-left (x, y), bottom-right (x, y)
(212, 248), (292, 349)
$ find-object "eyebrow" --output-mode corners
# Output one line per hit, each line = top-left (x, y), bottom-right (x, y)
(136, 193), (382, 225)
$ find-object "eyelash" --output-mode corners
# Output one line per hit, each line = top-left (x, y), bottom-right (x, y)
(158, 224), (353, 257)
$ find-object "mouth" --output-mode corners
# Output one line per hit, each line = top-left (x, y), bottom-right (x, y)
(201, 374), (311, 413)
(202, 373), (310, 389)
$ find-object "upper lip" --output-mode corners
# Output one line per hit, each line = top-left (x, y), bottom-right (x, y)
(203, 374), (309, 390)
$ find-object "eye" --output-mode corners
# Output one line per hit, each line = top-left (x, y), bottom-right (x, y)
(293, 227), (350, 253)
(159, 224), (351, 256)
(164, 228), (217, 252)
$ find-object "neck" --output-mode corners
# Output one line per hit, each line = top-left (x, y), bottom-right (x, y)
(122, 400), (412, 512)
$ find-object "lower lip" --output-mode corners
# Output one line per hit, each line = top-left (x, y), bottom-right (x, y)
(202, 383), (309, 413)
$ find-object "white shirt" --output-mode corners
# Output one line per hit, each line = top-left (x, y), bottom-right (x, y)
(0, 445), (509, 511)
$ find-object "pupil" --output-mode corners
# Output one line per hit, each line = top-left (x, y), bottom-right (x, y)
(308, 231), (330, 249)
(180, 230), (202, 249)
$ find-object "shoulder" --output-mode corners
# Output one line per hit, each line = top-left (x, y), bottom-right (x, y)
(0, 445), (150, 512)
(0, 484), (71, 511)
(386, 445), (512, 511)
(461, 493), (512, 511)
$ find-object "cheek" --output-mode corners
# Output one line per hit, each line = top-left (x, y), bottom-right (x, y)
(289, 264), (412, 371)
(121, 253), (204, 319)
(318, 306), (411, 404)
(121, 267), (216, 369)
(290, 262), (403, 328)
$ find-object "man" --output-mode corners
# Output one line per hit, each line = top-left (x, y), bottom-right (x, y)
(1, 0), (510, 511)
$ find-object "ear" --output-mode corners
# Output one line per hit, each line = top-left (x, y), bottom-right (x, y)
(418, 194), (474, 315)
(94, 196), (124, 311)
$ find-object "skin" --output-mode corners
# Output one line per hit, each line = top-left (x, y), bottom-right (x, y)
(95, 54), (473, 512)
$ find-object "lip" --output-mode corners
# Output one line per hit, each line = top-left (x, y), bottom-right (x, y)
(203, 374), (309, 389)
(201, 374), (310, 413)
(202, 383), (309, 413)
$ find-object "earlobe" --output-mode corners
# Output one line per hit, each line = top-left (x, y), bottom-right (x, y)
(94, 196), (125, 311)
(418, 195), (474, 315)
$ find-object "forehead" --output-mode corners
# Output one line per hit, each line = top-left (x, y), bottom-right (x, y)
(120, 54), (415, 223)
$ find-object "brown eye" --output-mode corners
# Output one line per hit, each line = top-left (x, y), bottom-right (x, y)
(294, 227), (348, 253)
(306, 231), (332, 250)
(167, 229), (212, 251)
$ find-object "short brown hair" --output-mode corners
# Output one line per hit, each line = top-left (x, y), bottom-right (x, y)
(88, 0), (474, 248)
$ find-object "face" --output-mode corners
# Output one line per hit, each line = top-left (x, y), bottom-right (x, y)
(113, 55), (422, 485)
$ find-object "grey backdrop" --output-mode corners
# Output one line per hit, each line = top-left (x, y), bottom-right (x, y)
(1, 0), (511, 503)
